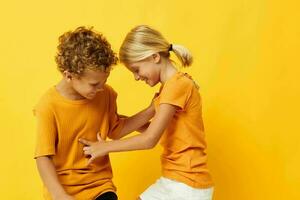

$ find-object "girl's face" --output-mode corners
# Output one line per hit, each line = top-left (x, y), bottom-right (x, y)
(67, 68), (110, 100)
(127, 54), (161, 87)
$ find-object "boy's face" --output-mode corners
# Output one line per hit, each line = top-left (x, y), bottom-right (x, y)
(68, 68), (110, 100)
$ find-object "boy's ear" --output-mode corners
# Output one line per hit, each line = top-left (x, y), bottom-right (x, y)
(63, 70), (73, 81)
(152, 53), (161, 63)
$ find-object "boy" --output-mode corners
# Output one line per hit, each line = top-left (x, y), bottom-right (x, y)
(34, 27), (154, 200)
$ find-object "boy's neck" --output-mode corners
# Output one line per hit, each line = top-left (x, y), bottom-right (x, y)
(56, 79), (86, 100)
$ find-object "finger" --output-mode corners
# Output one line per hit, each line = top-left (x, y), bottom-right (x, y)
(97, 133), (102, 141)
(78, 138), (92, 146)
(83, 150), (91, 156)
(83, 147), (90, 155)
(83, 146), (91, 150)
(87, 156), (96, 165)
(83, 146), (90, 152)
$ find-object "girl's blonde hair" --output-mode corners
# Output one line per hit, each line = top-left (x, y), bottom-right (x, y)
(119, 25), (193, 67)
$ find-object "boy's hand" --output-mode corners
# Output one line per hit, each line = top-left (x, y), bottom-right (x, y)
(79, 133), (109, 165)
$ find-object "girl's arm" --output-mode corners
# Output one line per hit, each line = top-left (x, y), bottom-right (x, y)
(36, 156), (75, 200)
(112, 104), (155, 139)
(79, 103), (176, 165)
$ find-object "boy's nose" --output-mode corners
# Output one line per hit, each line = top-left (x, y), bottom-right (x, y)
(134, 73), (140, 81)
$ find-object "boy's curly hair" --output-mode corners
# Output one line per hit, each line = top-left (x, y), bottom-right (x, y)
(55, 26), (118, 75)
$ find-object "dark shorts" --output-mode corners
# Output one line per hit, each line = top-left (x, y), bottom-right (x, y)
(95, 191), (118, 200)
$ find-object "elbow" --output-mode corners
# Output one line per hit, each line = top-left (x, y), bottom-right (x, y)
(143, 136), (157, 149)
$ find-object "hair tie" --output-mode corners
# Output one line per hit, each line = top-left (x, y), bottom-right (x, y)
(168, 44), (173, 51)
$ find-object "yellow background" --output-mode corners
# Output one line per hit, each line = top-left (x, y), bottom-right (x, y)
(0, 0), (299, 199)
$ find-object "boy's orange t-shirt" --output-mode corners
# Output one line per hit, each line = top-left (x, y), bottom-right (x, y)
(153, 72), (214, 188)
(34, 84), (124, 200)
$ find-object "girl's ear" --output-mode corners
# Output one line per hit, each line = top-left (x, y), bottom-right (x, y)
(152, 53), (161, 64)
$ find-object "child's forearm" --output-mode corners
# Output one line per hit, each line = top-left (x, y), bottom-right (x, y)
(106, 104), (176, 153)
(117, 104), (155, 138)
(80, 104), (176, 163)
(36, 156), (71, 199)
(106, 130), (156, 152)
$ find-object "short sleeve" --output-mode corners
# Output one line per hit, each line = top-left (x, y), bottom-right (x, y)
(159, 77), (194, 110)
(33, 101), (57, 158)
(106, 86), (125, 139)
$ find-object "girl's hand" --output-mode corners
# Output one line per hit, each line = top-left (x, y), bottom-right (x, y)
(79, 133), (109, 165)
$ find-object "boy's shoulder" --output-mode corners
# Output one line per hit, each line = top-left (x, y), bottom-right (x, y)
(103, 84), (114, 92)
(102, 84), (118, 98)
(33, 87), (57, 115)
(38, 86), (57, 101)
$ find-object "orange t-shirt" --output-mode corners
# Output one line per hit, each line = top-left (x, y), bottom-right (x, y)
(154, 72), (214, 188)
(33, 85), (124, 200)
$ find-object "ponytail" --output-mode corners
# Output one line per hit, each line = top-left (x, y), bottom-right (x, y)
(169, 44), (193, 67)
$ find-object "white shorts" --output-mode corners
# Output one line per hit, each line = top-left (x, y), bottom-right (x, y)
(140, 177), (214, 200)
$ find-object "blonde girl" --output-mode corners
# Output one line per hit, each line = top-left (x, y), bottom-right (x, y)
(80, 25), (214, 200)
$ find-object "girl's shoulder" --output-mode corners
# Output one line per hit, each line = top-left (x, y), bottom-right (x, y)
(164, 72), (199, 92)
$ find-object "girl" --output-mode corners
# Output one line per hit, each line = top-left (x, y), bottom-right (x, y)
(79, 25), (214, 200)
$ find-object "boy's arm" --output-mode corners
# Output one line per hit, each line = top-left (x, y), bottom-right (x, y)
(79, 103), (176, 165)
(36, 156), (74, 200)
(136, 121), (151, 133)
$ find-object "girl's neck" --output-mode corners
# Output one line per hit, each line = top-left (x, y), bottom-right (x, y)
(160, 59), (178, 84)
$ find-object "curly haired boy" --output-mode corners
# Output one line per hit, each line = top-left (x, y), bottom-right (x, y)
(34, 27), (154, 200)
